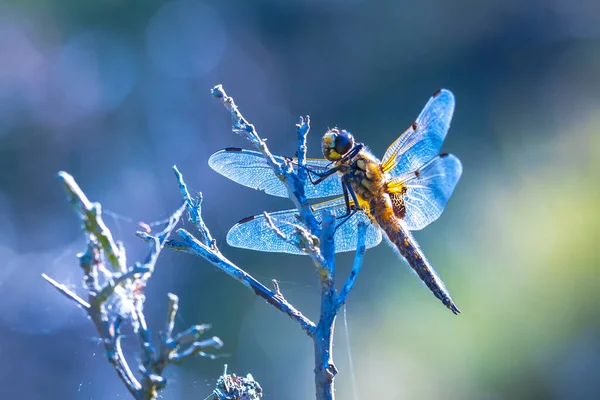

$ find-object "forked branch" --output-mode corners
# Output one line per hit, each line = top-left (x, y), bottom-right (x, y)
(44, 172), (223, 400)
(138, 170), (316, 336)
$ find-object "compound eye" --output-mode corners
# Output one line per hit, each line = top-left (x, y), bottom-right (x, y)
(335, 130), (354, 156)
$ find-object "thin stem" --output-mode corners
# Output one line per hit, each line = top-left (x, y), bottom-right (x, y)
(57, 171), (125, 272)
(337, 221), (367, 310)
(41, 274), (90, 310)
(172, 324), (212, 345)
(296, 115), (311, 183)
(211, 84), (321, 234)
(140, 201), (187, 277)
(169, 337), (224, 363)
(164, 293), (178, 340)
(176, 229), (316, 336)
(211, 85), (281, 170)
(112, 333), (142, 396)
(313, 211), (338, 399)
(173, 166), (215, 247)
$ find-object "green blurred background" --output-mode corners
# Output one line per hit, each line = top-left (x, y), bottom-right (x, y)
(1, 0), (599, 399)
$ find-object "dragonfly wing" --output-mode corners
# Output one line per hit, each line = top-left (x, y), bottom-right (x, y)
(389, 153), (462, 231)
(381, 89), (455, 177)
(226, 197), (383, 254)
(209, 148), (343, 198)
(326, 199), (383, 253)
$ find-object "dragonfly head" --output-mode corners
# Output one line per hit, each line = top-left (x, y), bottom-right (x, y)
(322, 128), (355, 161)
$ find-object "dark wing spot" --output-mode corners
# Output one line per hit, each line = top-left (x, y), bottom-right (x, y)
(390, 192), (407, 219)
(225, 147), (243, 152)
(439, 152), (449, 158)
(412, 122), (418, 130)
(433, 89), (442, 97)
(415, 170), (421, 178)
(237, 215), (255, 224)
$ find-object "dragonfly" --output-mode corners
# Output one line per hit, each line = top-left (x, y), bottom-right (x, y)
(209, 89), (462, 314)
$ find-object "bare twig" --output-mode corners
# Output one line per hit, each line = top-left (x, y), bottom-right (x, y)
(211, 85), (320, 234)
(210, 86), (279, 168)
(42, 274), (90, 309)
(164, 293), (179, 339)
(45, 172), (223, 400)
(140, 200), (186, 279)
(173, 323), (212, 345)
(337, 221), (368, 310)
(57, 171), (125, 272)
(263, 211), (323, 261)
(296, 115), (311, 183)
(138, 225), (316, 336)
(173, 166), (216, 247)
(169, 337), (224, 363)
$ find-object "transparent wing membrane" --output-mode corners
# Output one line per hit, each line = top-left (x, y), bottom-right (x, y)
(226, 197), (383, 255)
(208, 148), (343, 198)
(391, 153), (462, 231)
(381, 89), (455, 177)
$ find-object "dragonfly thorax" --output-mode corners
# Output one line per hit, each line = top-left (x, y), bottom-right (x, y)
(322, 128), (355, 161)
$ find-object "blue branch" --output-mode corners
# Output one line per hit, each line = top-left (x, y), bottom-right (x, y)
(337, 221), (367, 310)
(46, 172), (223, 400)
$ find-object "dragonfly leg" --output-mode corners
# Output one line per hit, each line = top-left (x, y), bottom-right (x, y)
(335, 178), (360, 230)
(296, 164), (341, 185)
(335, 207), (359, 230)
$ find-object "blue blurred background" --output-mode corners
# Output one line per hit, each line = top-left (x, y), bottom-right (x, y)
(1, 0), (599, 399)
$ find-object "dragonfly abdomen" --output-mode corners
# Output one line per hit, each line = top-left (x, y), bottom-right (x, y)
(374, 205), (461, 315)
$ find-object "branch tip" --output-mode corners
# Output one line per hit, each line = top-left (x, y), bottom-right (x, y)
(211, 84), (225, 100)
(42, 273), (90, 310)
